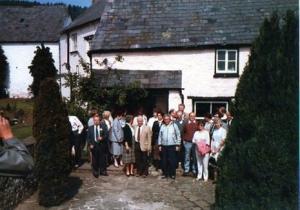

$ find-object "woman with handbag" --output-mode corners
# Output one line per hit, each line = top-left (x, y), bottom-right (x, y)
(193, 120), (210, 181)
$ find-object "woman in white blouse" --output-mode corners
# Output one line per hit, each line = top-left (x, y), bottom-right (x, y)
(192, 120), (210, 181)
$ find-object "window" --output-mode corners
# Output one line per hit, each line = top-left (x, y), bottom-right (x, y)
(194, 101), (228, 119)
(84, 35), (94, 52)
(70, 33), (78, 52)
(215, 49), (238, 76)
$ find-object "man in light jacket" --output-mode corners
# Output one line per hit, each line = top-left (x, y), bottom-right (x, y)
(158, 114), (181, 179)
(134, 115), (152, 177)
(0, 116), (34, 177)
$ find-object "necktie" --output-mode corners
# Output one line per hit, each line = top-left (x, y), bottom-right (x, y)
(137, 126), (141, 142)
(95, 125), (99, 142)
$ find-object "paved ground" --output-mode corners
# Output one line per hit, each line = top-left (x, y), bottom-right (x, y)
(16, 164), (215, 210)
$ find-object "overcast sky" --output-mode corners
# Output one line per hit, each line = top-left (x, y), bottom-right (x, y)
(33, 0), (91, 7)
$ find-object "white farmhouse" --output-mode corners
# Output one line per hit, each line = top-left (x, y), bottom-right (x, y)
(88, 0), (297, 117)
(60, 0), (106, 98)
(0, 5), (70, 98)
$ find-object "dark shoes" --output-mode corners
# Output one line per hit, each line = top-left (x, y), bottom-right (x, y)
(182, 172), (189, 177)
(94, 170), (108, 177)
(93, 171), (99, 178)
(100, 171), (108, 176)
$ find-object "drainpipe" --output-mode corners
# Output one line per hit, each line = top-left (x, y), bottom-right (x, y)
(179, 89), (184, 104)
(67, 32), (70, 71)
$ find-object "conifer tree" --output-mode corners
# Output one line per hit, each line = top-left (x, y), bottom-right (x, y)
(0, 46), (9, 98)
(33, 78), (72, 206)
(29, 44), (57, 97)
(215, 11), (298, 210)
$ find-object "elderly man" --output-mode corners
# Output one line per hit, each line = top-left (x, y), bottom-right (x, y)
(178, 104), (189, 120)
(87, 115), (108, 178)
(134, 115), (152, 177)
(158, 114), (181, 179)
(182, 112), (198, 176)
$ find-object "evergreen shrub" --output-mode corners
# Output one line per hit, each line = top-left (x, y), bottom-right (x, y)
(33, 78), (72, 206)
(215, 11), (298, 210)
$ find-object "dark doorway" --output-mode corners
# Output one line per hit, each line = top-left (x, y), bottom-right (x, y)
(143, 89), (168, 118)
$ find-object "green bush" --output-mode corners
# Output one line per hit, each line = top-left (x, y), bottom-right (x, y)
(29, 44), (57, 97)
(215, 11), (298, 210)
(0, 46), (8, 98)
(33, 78), (72, 206)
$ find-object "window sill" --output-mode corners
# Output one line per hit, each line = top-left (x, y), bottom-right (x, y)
(213, 73), (239, 78)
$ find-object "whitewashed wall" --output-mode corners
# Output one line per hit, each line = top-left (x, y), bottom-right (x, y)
(92, 48), (250, 113)
(60, 22), (98, 98)
(2, 43), (59, 98)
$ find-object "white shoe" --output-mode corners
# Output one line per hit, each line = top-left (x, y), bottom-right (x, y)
(114, 160), (119, 168)
(196, 177), (201, 181)
(120, 160), (124, 166)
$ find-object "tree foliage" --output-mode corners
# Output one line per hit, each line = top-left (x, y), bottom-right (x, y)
(63, 57), (148, 116)
(29, 44), (57, 97)
(67, 5), (87, 20)
(0, 46), (9, 98)
(215, 11), (298, 210)
(33, 78), (72, 206)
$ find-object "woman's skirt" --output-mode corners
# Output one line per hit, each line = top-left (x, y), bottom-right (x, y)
(122, 140), (135, 164)
(110, 141), (123, 156)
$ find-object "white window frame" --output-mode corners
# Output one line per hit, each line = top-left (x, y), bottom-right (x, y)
(84, 34), (94, 52)
(70, 33), (78, 52)
(216, 49), (238, 74)
(194, 101), (228, 119)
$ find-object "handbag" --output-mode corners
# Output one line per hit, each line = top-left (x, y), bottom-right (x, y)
(196, 140), (211, 156)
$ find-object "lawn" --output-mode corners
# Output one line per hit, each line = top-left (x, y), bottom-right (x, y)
(12, 125), (32, 139)
(0, 98), (33, 139)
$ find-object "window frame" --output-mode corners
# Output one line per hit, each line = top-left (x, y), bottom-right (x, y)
(193, 100), (229, 120)
(84, 34), (94, 52)
(70, 33), (78, 52)
(214, 48), (239, 78)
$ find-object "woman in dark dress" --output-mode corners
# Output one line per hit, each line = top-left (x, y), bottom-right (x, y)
(122, 115), (135, 176)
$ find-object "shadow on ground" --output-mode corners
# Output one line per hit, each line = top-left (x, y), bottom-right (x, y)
(62, 176), (83, 203)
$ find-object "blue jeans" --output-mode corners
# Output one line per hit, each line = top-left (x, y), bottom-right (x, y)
(183, 141), (196, 173)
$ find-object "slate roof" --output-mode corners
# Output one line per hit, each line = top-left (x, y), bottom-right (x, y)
(63, 1), (106, 32)
(0, 5), (69, 42)
(90, 0), (298, 52)
(93, 69), (182, 89)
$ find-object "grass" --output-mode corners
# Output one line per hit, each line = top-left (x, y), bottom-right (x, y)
(12, 125), (32, 139)
(0, 98), (34, 139)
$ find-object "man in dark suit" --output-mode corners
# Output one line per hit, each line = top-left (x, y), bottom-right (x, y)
(87, 115), (108, 178)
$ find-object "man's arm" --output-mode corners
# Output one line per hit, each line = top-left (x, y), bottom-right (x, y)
(0, 138), (34, 176)
(74, 116), (84, 134)
(0, 117), (34, 176)
(147, 126), (152, 151)
(174, 123), (181, 145)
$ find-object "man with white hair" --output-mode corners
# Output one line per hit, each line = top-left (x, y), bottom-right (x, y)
(158, 114), (181, 179)
(134, 115), (152, 177)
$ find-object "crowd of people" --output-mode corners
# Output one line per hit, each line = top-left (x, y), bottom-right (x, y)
(68, 104), (233, 181)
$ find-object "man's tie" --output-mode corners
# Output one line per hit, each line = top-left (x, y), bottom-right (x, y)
(137, 126), (141, 142)
(95, 125), (99, 142)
